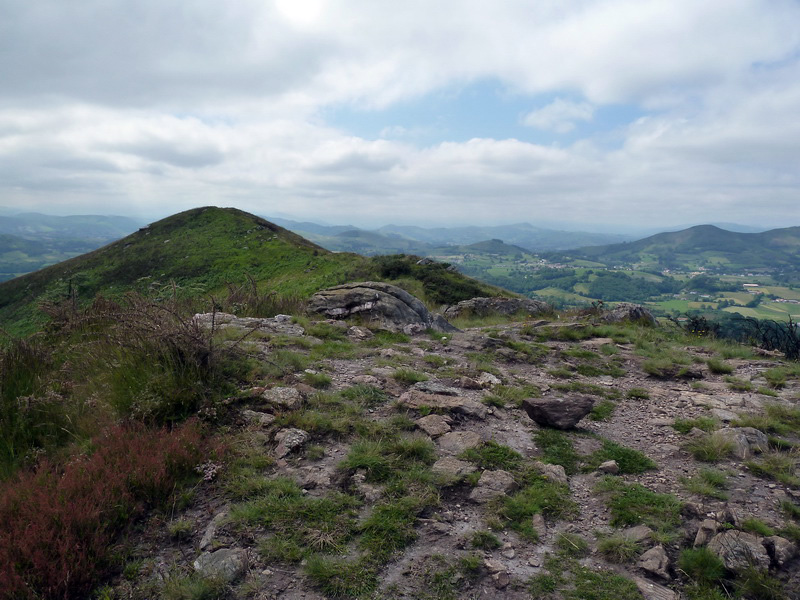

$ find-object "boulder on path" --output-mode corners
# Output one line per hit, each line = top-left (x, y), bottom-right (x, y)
(443, 296), (550, 320)
(523, 396), (594, 429)
(193, 548), (247, 582)
(308, 281), (457, 333)
(398, 390), (488, 419)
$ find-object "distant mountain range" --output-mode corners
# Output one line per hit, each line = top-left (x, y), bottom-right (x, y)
(550, 224), (800, 275)
(0, 213), (142, 282)
(268, 217), (632, 255)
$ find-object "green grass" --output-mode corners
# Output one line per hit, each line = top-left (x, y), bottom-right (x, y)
(303, 372), (332, 389)
(460, 441), (523, 471)
(535, 429), (581, 475)
(304, 555), (377, 598)
(589, 400), (617, 421)
(673, 417), (717, 434)
(685, 432), (735, 462)
(740, 517), (775, 537)
(596, 477), (682, 532)
(162, 573), (227, 600)
(555, 533), (590, 558)
(706, 358), (734, 374)
(596, 533), (641, 563)
(497, 475), (576, 541)
(339, 435), (437, 483)
(626, 387), (650, 400)
(471, 530), (502, 550)
(392, 369), (429, 385)
(724, 376), (753, 392)
(680, 468), (729, 500)
(585, 440), (657, 474)
(678, 548), (726, 586)
(745, 451), (800, 487)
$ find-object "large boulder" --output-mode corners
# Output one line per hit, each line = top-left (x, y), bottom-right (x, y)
(602, 303), (657, 326)
(308, 281), (457, 333)
(443, 296), (550, 319)
(523, 396), (594, 429)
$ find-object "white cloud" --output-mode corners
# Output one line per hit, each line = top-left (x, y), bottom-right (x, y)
(0, 1), (798, 228)
(522, 99), (595, 133)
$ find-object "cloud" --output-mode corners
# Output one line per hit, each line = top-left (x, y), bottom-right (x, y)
(0, 1), (798, 228)
(522, 99), (595, 133)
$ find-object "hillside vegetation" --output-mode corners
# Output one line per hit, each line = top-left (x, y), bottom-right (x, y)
(0, 207), (501, 336)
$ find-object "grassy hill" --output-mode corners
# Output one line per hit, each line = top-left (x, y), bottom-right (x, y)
(0, 207), (501, 336)
(554, 225), (800, 276)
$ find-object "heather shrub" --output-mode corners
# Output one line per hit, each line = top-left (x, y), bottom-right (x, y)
(0, 421), (208, 600)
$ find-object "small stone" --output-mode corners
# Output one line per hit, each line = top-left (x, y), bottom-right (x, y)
(468, 469), (516, 503)
(193, 548), (247, 583)
(528, 555), (543, 567)
(501, 544), (516, 559)
(483, 558), (506, 574)
(199, 510), (229, 551)
(241, 410), (275, 427)
(492, 570), (511, 589)
(765, 536), (797, 567)
(522, 396), (594, 429)
(477, 372), (502, 387)
(625, 525), (654, 544)
(633, 576), (679, 600)
(693, 519), (718, 547)
(531, 461), (569, 486)
(415, 414), (452, 437)
(458, 376), (482, 390)
(531, 514), (547, 538)
(412, 381), (460, 396)
(431, 457), (477, 482)
(598, 460), (619, 474)
(261, 386), (303, 410)
(352, 374), (381, 385)
(710, 408), (738, 423)
(347, 326), (373, 340)
(437, 430), (483, 455)
(638, 545), (670, 579)
(274, 428), (309, 458)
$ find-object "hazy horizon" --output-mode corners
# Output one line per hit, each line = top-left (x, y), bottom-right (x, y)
(1, 1), (799, 229)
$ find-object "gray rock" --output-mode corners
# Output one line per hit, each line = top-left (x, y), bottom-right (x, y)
(710, 408), (739, 423)
(352, 375), (381, 386)
(199, 510), (229, 551)
(443, 296), (550, 320)
(242, 410), (275, 427)
(633, 576), (679, 600)
(531, 514), (547, 538)
(195, 312), (305, 336)
(523, 396), (594, 429)
(261, 387), (303, 410)
(468, 469), (516, 503)
(764, 536), (797, 567)
(638, 545), (670, 579)
(397, 390), (488, 419)
(274, 428), (309, 458)
(437, 431), (483, 455)
(602, 303), (657, 326)
(707, 530), (770, 570)
(412, 381), (460, 396)
(347, 326), (374, 340)
(193, 548), (247, 582)
(415, 414), (452, 437)
(693, 519), (719, 547)
(716, 427), (769, 459)
(476, 372), (502, 387)
(431, 457), (477, 482)
(308, 281), (457, 333)
(457, 376), (482, 390)
(531, 461), (569, 486)
(598, 460), (619, 474)
(625, 525), (654, 544)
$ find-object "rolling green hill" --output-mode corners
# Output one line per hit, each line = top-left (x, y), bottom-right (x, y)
(553, 225), (800, 278)
(0, 207), (501, 335)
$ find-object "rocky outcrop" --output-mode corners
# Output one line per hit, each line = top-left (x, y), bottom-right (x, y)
(522, 396), (594, 429)
(707, 530), (770, 571)
(602, 303), (657, 326)
(443, 296), (550, 319)
(193, 548), (247, 582)
(308, 281), (457, 333)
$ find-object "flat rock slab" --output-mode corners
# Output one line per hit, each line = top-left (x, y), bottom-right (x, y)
(469, 469), (516, 503)
(411, 381), (460, 396)
(633, 576), (678, 600)
(437, 431), (483, 455)
(522, 396), (594, 429)
(398, 390), (487, 419)
(193, 548), (247, 582)
(707, 530), (770, 571)
(716, 427), (769, 459)
(274, 428), (309, 458)
(415, 414), (451, 437)
(262, 387), (303, 410)
(195, 312), (305, 336)
(431, 457), (477, 482)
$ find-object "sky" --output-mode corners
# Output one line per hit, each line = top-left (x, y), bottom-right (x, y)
(0, 0), (799, 231)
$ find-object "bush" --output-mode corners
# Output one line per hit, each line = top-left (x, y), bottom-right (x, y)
(0, 421), (207, 599)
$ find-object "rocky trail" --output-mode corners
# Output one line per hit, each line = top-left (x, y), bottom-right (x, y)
(112, 308), (800, 600)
